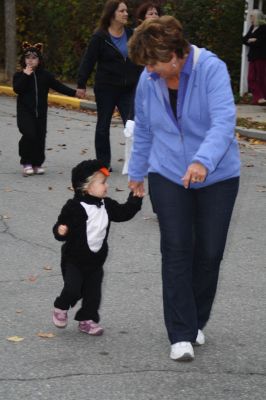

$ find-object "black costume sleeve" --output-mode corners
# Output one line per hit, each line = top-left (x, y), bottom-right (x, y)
(13, 72), (32, 94)
(52, 199), (85, 241)
(47, 72), (76, 97)
(104, 192), (142, 222)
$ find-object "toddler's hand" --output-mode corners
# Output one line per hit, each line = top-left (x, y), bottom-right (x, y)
(58, 224), (68, 236)
(76, 88), (86, 99)
(23, 66), (33, 75)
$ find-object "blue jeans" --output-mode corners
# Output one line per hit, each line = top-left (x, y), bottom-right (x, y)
(149, 173), (239, 344)
(94, 85), (134, 166)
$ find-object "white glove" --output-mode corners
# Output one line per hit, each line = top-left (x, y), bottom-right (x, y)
(123, 120), (135, 138)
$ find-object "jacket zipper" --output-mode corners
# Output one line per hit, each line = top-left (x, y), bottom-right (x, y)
(33, 71), (38, 118)
(105, 40), (128, 85)
(105, 40), (127, 62)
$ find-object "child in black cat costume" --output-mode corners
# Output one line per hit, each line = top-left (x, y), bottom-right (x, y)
(52, 159), (143, 335)
(13, 42), (78, 176)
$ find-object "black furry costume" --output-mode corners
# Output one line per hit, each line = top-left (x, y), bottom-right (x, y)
(13, 43), (76, 167)
(53, 160), (142, 322)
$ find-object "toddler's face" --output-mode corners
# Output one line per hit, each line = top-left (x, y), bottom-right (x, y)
(25, 54), (40, 70)
(87, 172), (108, 198)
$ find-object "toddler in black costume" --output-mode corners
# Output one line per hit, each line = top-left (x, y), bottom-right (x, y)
(13, 42), (78, 176)
(52, 159), (143, 335)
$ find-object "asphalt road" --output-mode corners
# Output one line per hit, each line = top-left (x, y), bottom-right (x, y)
(0, 95), (265, 400)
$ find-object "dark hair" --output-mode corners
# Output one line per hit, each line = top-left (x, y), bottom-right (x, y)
(135, 2), (162, 25)
(128, 16), (190, 65)
(97, 0), (128, 32)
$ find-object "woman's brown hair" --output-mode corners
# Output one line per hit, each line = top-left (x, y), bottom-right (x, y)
(97, 0), (127, 32)
(134, 2), (162, 26)
(128, 16), (190, 65)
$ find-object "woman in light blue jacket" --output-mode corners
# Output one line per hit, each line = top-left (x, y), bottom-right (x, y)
(128, 16), (240, 362)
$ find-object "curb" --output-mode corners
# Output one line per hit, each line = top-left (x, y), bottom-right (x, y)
(1, 85), (265, 140)
(0, 85), (97, 111)
(236, 126), (266, 141)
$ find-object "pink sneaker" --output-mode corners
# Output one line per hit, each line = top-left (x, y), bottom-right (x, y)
(52, 307), (68, 328)
(78, 320), (104, 336)
(23, 165), (34, 176)
(33, 166), (45, 175)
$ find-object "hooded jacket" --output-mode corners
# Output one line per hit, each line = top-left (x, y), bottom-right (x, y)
(13, 67), (76, 119)
(128, 45), (240, 188)
(77, 27), (142, 89)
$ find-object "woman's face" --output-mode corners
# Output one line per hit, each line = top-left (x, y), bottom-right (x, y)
(250, 14), (255, 24)
(146, 55), (185, 79)
(145, 7), (159, 19)
(113, 2), (128, 25)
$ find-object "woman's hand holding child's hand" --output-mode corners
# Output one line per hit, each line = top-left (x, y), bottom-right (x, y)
(58, 224), (68, 236)
(128, 181), (145, 197)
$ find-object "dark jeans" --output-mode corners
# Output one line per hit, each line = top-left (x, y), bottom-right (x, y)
(18, 113), (47, 166)
(54, 259), (104, 322)
(94, 85), (134, 166)
(149, 173), (239, 344)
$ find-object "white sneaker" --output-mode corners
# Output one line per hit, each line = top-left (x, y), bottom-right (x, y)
(194, 329), (205, 346)
(33, 166), (45, 175)
(170, 341), (194, 361)
(23, 165), (34, 176)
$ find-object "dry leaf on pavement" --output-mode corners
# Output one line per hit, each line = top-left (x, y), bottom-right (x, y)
(7, 336), (24, 342)
(43, 265), (52, 271)
(37, 332), (55, 339)
(245, 163), (254, 167)
(27, 275), (38, 282)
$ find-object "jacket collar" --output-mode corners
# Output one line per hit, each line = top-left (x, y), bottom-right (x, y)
(74, 192), (104, 208)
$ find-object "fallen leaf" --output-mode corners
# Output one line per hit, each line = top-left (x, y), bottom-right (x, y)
(68, 186), (74, 191)
(4, 187), (13, 192)
(48, 187), (53, 190)
(7, 336), (24, 342)
(27, 275), (38, 282)
(3, 215), (10, 219)
(80, 149), (87, 155)
(43, 265), (52, 271)
(117, 158), (124, 162)
(245, 163), (254, 167)
(115, 187), (125, 192)
(37, 332), (55, 338)
(47, 148), (53, 151)
(16, 309), (23, 314)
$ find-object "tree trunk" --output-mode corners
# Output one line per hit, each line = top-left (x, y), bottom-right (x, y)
(4, 0), (16, 81)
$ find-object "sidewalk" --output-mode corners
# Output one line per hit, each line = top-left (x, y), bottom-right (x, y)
(0, 84), (266, 140)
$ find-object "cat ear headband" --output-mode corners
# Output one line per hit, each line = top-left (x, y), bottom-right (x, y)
(22, 41), (43, 55)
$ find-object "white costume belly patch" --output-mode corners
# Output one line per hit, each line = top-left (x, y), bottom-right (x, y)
(80, 201), (108, 252)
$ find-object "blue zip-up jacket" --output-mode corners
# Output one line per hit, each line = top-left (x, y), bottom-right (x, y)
(128, 45), (240, 188)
